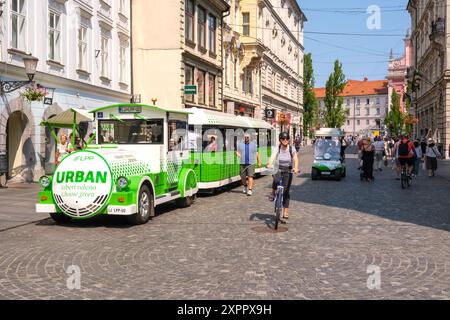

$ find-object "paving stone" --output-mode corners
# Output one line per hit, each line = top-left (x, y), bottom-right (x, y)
(0, 147), (448, 299)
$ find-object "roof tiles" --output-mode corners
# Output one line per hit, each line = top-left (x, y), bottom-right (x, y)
(314, 79), (388, 98)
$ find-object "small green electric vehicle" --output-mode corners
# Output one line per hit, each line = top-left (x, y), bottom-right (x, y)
(311, 128), (346, 181)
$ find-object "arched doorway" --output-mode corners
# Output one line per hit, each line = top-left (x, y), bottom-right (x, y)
(6, 111), (29, 180)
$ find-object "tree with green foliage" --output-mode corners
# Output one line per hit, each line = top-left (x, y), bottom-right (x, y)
(323, 60), (348, 128)
(303, 53), (319, 138)
(385, 91), (405, 137)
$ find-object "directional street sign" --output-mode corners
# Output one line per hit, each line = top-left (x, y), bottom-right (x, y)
(184, 85), (197, 95)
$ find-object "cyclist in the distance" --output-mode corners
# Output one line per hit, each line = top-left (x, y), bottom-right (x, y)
(397, 135), (415, 177)
(267, 132), (299, 220)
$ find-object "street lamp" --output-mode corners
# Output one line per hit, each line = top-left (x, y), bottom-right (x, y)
(0, 55), (38, 94)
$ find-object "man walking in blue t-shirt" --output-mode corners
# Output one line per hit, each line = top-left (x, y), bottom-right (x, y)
(236, 133), (261, 196)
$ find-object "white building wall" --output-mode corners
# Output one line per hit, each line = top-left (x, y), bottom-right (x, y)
(0, 0), (131, 182)
(259, 0), (305, 136)
(318, 94), (389, 135)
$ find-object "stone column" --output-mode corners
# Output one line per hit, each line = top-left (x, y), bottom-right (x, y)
(445, 82), (450, 159)
(31, 101), (46, 181)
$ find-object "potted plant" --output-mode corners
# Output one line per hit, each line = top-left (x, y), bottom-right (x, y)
(21, 86), (48, 103)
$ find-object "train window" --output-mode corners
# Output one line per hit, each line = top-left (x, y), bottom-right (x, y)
(188, 126), (202, 152)
(168, 119), (188, 151)
(258, 129), (267, 148)
(202, 127), (223, 152)
(99, 119), (163, 144)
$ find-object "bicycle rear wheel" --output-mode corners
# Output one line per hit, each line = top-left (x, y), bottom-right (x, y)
(401, 174), (407, 189)
(274, 190), (283, 230)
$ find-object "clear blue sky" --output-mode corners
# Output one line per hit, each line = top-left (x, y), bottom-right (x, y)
(298, 0), (411, 87)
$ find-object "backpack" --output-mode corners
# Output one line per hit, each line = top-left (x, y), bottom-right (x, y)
(398, 141), (411, 157)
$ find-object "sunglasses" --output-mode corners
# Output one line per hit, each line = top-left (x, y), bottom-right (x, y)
(280, 138), (289, 141)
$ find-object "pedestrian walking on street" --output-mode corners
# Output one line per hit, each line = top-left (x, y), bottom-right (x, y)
(392, 137), (402, 180)
(340, 136), (349, 162)
(384, 138), (391, 159)
(236, 133), (261, 196)
(357, 137), (365, 169)
(412, 140), (423, 177)
(425, 139), (442, 177)
(294, 134), (302, 153)
(373, 137), (385, 171)
(361, 138), (375, 182)
(420, 138), (428, 155)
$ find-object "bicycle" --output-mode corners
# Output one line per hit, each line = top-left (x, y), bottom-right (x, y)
(272, 170), (294, 230)
(400, 164), (412, 189)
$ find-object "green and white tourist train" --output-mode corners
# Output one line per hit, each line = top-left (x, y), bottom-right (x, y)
(36, 104), (274, 225)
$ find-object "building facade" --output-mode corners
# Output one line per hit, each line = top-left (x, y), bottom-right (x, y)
(387, 32), (413, 112)
(407, 0), (449, 158)
(256, 0), (307, 134)
(222, 0), (264, 118)
(314, 79), (389, 136)
(0, 0), (132, 183)
(132, 0), (229, 111)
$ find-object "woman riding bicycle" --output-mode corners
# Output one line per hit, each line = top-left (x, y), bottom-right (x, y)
(267, 132), (299, 220)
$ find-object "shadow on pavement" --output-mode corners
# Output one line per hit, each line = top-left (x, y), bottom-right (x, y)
(249, 213), (275, 228)
(291, 152), (450, 232)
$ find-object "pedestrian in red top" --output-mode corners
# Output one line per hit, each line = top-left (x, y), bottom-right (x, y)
(397, 135), (415, 176)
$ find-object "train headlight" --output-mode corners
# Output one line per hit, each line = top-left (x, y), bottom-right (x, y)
(39, 176), (51, 188)
(116, 177), (129, 190)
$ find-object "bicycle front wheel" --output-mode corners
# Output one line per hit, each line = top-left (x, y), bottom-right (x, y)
(274, 190), (283, 230)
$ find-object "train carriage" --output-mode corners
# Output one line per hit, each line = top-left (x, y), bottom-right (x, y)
(188, 107), (274, 190)
(36, 104), (275, 225)
(36, 104), (198, 225)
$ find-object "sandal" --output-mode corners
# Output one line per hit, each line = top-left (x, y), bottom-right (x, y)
(283, 215), (289, 219)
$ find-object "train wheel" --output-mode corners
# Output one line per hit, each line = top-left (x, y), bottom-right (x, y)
(128, 185), (153, 225)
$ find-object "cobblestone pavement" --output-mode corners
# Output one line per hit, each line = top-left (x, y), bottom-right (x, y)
(0, 147), (449, 300)
(0, 183), (46, 231)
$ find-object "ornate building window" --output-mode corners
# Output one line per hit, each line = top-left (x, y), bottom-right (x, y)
(185, 0), (195, 43)
(242, 12), (250, 36)
(48, 11), (61, 62)
(197, 69), (206, 105)
(208, 74), (216, 107)
(11, 0), (27, 51)
(208, 15), (216, 54)
(197, 6), (206, 49)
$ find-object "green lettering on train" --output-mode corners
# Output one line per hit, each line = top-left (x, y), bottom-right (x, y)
(56, 171), (108, 184)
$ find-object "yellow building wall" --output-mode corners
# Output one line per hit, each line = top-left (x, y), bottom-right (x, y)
(132, 0), (183, 108)
(239, 0), (259, 41)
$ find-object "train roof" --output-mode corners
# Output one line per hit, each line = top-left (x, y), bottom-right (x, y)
(189, 107), (273, 129)
(90, 104), (192, 115)
(315, 128), (344, 137)
(41, 108), (93, 128)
